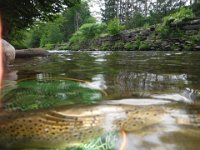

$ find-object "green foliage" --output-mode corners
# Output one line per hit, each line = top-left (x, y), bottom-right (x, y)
(162, 7), (195, 26)
(69, 23), (107, 50)
(61, 1), (91, 41)
(10, 29), (28, 49)
(132, 39), (141, 50)
(68, 132), (117, 150)
(124, 39), (150, 50)
(24, 1), (91, 48)
(125, 13), (148, 29)
(183, 44), (194, 51)
(25, 22), (47, 48)
(1, 0), (80, 40)
(79, 23), (107, 39)
(44, 44), (55, 50)
(157, 7), (195, 38)
(124, 42), (134, 50)
(143, 23), (150, 29)
(57, 44), (70, 50)
(85, 17), (97, 24)
(191, 2), (200, 17)
(107, 18), (125, 35)
(99, 41), (111, 51)
(139, 41), (150, 50)
(191, 31), (200, 42)
(40, 16), (64, 47)
(2, 79), (103, 111)
(112, 41), (125, 50)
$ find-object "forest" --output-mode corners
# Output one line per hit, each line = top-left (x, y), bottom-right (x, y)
(2, 0), (200, 50)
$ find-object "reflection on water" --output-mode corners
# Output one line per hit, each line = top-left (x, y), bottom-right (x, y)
(1, 51), (200, 149)
(10, 51), (200, 103)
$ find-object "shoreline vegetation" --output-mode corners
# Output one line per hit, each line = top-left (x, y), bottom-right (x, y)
(11, 1), (200, 51)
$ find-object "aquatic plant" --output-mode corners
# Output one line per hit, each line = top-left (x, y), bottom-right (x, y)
(2, 78), (103, 111)
(68, 132), (117, 150)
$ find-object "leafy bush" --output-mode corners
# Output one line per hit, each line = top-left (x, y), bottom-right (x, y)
(162, 7), (195, 26)
(107, 18), (125, 35)
(125, 13), (148, 29)
(80, 23), (107, 39)
(157, 7), (195, 38)
(69, 23), (107, 50)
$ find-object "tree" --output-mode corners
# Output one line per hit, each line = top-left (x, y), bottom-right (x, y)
(24, 1), (92, 48)
(61, 1), (91, 41)
(0, 0), (80, 41)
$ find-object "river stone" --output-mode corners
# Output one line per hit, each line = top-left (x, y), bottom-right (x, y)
(183, 25), (200, 30)
(190, 19), (200, 25)
(2, 39), (15, 65)
(185, 30), (198, 35)
(195, 46), (200, 50)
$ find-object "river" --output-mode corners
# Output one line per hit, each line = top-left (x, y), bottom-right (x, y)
(1, 51), (200, 150)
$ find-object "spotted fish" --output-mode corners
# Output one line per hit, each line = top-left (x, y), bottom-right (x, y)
(0, 103), (170, 149)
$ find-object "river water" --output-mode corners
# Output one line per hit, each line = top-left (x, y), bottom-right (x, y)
(1, 51), (200, 150)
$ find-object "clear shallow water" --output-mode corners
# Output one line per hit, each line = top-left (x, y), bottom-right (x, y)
(1, 51), (200, 150)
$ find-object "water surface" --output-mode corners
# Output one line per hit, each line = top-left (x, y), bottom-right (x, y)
(1, 51), (200, 150)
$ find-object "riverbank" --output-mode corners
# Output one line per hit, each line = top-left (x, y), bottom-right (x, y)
(91, 18), (200, 51)
(65, 7), (200, 51)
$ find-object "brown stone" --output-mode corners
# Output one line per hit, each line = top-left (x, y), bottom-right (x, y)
(15, 48), (49, 58)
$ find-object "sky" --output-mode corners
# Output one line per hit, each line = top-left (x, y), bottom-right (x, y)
(88, 0), (103, 21)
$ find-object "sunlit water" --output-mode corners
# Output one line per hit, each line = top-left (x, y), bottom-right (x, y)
(1, 51), (200, 150)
